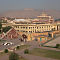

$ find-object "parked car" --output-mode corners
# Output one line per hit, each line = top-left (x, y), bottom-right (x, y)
(2, 42), (14, 46)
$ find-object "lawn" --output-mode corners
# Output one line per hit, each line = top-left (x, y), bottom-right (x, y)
(19, 56), (27, 60)
(7, 57), (27, 60)
(0, 52), (7, 57)
(16, 45), (30, 50)
(0, 39), (6, 42)
(29, 48), (60, 60)
(0, 52), (27, 60)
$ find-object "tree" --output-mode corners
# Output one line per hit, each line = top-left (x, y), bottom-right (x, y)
(4, 49), (8, 53)
(0, 23), (2, 33)
(16, 46), (20, 50)
(0, 23), (2, 29)
(3, 26), (12, 33)
(24, 49), (29, 54)
(9, 52), (19, 60)
(56, 44), (60, 48)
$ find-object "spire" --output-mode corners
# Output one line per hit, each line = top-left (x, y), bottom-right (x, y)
(41, 8), (47, 16)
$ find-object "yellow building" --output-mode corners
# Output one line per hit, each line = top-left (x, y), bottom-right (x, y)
(18, 31), (48, 42)
(2, 23), (59, 33)
(2, 22), (60, 42)
(1, 12), (60, 42)
(13, 24), (58, 33)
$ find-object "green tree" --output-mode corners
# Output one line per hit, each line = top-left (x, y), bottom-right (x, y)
(24, 49), (29, 54)
(56, 44), (60, 48)
(4, 49), (8, 53)
(3, 26), (12, 33)
(9, 52), (19, 60)
(16, 46), (20, 50)
(0, 23), (2, 29)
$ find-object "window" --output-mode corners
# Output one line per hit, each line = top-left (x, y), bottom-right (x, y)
(23, 27), (25, 29)
(21, 27), (22, 28)
(26, 31), (27, 32)
(26, 27), (27, 29)
(16, 26), (17, 28)
(37, 27), (38, 29)
(18, 26), (19, 28)
(49, 26), (50, 27)
(17, 30), (19, 31)
(33, 27), (34, 28)
(23, 31), (25, 32)
(31, 31), (32, 33)
(29, 27), (30, 29)
(31, 27), (32, 29)
(35, 30), (36, 32)
(40, 27), (41, 28)
(47, 26), (48, 28)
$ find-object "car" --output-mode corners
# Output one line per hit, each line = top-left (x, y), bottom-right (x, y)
(2, 42), (14, 46)
(2, 42), (7, 45)
(17, 45), (21, 46)
(21, 43), (24, 45)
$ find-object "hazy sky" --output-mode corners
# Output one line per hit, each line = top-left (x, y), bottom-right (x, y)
(0, 0), (60, 12)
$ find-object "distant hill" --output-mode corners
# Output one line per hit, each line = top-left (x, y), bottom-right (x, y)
(0, 9), (60, 19)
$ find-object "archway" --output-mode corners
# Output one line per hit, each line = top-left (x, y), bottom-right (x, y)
(22, 34), (27, 42)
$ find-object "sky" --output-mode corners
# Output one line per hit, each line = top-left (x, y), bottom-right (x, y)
(0, 0), (60, 12)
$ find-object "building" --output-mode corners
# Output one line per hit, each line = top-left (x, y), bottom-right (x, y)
(13, 23), (58, 33)
(2, 12), (60, 42)
(2, 20), (60, 42)
(2, 23), (59, 33)
(1, 28), (19, 40)
(32, 12), (54, 24)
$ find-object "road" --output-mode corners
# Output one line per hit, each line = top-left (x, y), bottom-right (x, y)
(0, 38), (24, 51)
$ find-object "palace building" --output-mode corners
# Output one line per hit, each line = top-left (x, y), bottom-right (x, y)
(2, 23), (60, 33)
(2, 12), (60, 42)
(2, 12), (60, 34)
(32, 12), (54, 24)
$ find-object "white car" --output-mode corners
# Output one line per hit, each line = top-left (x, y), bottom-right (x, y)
(2, 42), (14, 46)
(21, 43), (24, 45)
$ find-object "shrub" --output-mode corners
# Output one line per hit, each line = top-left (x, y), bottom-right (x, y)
(16, 46), (20, 50)
(4, 49), (8, 53)
(0, 23), (2, 29)
(24, 49), (29, 54)
(3, 26), (12, 33)
(56, 44), (60, 48)
(9, 52), (19, 60)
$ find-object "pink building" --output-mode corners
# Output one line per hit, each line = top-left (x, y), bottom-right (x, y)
(1, 28), (19, 40)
